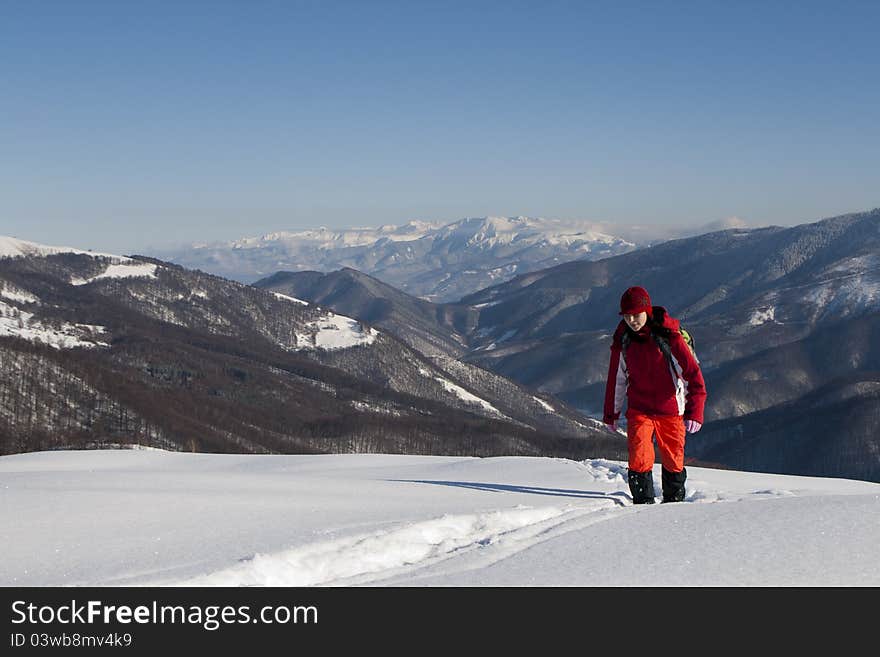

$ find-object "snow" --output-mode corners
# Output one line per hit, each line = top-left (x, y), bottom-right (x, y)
(1, 235), (157, 289)
(417, 367), (506, 417)
(756, 265), (880, 322)
(295, 312), (378, 350)
(533, 396), (555, 412)
(349, 401), (402, 416)
(229, 222), (441, 250)
(184, 506), (570, 587)
(749, 306), (776, 326)
(0, 284), (39, 304)
(0, 450), (876, 587)
(70, 262), (158, 286)
(474, 328), (517, 352)
(0, 299), (109, 349)
(804, 275), (880, 313)
(0, 236), (127, 261)
(435, 216), (626, 252)
(496, 329), (517, 343)
(272, 291), (309, 305)
(204, 217), (626, 255)
(824, 252), (880, 275)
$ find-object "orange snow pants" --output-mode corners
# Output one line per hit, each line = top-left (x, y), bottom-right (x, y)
(626, 409), (686, 473)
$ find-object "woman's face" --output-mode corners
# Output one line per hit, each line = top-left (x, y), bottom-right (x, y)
(623, 311), (648, 332)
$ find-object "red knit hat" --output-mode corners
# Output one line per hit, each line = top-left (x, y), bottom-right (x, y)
(619, 286), (652, 315)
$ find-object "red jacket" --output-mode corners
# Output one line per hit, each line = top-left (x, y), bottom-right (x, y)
(603, 306), (706, 424)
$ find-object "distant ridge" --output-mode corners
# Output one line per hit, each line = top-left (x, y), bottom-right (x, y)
(153, 215), (636, 302)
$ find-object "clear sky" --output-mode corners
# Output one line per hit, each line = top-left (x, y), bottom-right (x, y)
(1, 0), (878, 253)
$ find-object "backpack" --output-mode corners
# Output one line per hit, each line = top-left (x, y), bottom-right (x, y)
(621, 325), (699, 366)
(678, 328), (698, 363)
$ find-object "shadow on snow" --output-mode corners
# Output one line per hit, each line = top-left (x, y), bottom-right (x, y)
(390, 479), (629, 507)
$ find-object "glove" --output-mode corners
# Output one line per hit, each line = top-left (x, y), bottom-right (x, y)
(685, 419), (702, 433)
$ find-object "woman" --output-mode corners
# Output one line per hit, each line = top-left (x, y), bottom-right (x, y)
(603, 286), (707, 504)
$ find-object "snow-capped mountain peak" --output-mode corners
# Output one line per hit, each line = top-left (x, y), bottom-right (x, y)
(434, 215), (624, 249)
(158, 216), (637, 301)
(227, 221), (445, 251)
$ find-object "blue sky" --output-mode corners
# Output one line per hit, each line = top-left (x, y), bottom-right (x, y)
(1, 0), (878, 253)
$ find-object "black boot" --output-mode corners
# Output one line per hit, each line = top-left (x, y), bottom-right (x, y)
(628, 469), (655, 504)
(661, 467), (687, 503)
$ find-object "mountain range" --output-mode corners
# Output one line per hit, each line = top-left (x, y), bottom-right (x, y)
(154, 216), (637, 302)
(4, 207), (878, 481)
(0, 236), (619, 460)
(256, 208), (880, 482)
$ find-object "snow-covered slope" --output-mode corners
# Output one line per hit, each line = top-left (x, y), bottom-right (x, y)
(0, 236), (613, 454)
(1, 450), (876, 586)
(0, 237), (372, 354)
(0, 236), (127, 261)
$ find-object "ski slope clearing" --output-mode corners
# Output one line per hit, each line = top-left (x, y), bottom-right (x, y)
(1, 450), (877, 586)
